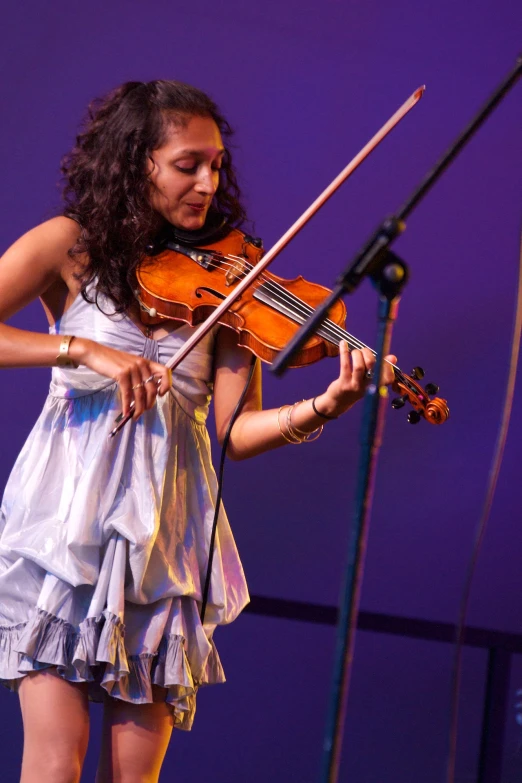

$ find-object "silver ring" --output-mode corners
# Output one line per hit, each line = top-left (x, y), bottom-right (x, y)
(132, 382), (144, 390)
(144, 375), (157, 384)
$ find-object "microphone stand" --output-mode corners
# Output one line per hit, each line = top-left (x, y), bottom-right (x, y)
(270, 54), (522, 783)
(321, 251), (408, 782)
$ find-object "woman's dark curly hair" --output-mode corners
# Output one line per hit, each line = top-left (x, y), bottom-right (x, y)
(61, 80), (247, 312)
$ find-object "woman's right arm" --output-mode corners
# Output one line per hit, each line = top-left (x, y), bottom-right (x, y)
(0, 217), (80, 367)
(0, 217), (171, 417)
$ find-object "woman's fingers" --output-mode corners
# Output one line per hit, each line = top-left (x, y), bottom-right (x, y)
(139, 368), (158, 414)
(318, 344), (401, 420)
(118, 361), (171, 419)
(383, 354), (397, 386)
(352, 348), (397, 387)
(119, 370), (134, 418)
(339, 344), (397, 394)
(151, 363), (172, 396)
(344, 346), (375, 391)
(129, 363), (148, 418)
(349, 348), (367, 389)
(81, 341), (173, 420)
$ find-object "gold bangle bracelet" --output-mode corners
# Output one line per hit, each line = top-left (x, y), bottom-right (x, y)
(287, 400), (312, 436)
(286, 400), (324, 444)
(56, 335), (78, 368)
(277, 405), (303, 444)
(278, 401), (325, 445)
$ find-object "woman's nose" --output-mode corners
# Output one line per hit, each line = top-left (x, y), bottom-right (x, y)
(194, 166), (218, 194)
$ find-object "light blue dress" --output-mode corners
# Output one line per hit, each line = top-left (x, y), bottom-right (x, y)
(0, 289), (249, 730)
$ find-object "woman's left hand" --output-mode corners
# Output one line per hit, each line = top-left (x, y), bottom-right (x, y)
(213, 331), (398, 461)
(313, 341), (397, 419)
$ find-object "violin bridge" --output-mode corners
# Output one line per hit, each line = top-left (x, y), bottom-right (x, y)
(225, 255), (249, 286)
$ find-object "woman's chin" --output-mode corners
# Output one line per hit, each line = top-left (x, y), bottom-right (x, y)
(171, 211), (208, 232)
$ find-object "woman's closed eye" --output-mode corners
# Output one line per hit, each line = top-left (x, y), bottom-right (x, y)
(175, 161), (197, 173)
(175, 163), (222, 175)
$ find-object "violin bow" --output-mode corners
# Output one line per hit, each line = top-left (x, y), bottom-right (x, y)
(110, 85), (425, 437)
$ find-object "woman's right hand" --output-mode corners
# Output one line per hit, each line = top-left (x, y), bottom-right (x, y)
(70, 337), (172, 419)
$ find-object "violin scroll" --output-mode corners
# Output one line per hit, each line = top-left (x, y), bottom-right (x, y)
(392, 367), (450, 425)
(424, 397), (450, 425)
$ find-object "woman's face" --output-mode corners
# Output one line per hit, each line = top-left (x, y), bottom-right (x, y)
(147, 115), (225, 231)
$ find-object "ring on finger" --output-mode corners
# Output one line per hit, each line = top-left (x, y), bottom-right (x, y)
(144, 374), (157, 384)
(365, 369), (374, 379)
(132, 382), (145, 390)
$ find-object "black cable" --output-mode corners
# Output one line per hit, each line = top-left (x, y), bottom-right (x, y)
(200, 354), (258, 625)
(446, 220), (522, 782)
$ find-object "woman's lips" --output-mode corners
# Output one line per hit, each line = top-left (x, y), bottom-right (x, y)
(186, 203), (207, 212)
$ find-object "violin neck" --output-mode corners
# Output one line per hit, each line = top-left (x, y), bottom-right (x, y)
(317, 321), (401, 380)
(251, 273), (404, 380)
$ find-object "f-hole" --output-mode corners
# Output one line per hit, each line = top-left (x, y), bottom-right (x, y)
(195, 287), (228, 300)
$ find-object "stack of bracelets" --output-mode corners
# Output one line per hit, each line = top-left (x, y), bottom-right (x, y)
(277, 397), (337, 445)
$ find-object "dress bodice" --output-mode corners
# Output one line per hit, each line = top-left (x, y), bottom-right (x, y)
(49, 290), (218, 422)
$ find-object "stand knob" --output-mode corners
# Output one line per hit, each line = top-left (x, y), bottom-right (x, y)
(411, 366), (425, 380)
(425, 382), (439, 395)
(391, 395), (407, 409)
(408, 411), (421, 424)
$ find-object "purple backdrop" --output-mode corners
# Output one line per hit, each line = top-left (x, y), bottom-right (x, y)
(1, 1), (521, 780)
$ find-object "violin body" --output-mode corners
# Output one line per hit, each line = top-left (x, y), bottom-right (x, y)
(137, 227), (346, 368)
(136, 225), (449, 425)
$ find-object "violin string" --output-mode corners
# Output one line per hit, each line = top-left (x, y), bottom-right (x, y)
(204, 251), (409, 385)
(208, 253), (369, 349)
(203, 253), (369, 350)
(207, 252), (408, 385)
(212, 252), (407, 383)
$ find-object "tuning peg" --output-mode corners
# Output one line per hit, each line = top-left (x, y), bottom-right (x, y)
(425, 382), (439, 395)
(411, 366), (425, 380)
(407, 411), (421, 424)
(391, 395), (407, 409)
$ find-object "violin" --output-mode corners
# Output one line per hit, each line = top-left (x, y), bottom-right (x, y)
(136, 225), (449, 425)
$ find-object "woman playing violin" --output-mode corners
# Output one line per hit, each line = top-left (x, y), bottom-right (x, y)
(0, 80), (396, 783)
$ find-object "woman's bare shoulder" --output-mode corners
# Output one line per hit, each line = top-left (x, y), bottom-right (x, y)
(18, 215), (81, 255)
(1, 216), (81, 265)
(0, 216), (84, 321)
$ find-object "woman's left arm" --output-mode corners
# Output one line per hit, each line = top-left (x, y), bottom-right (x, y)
(213, 326), (396, 461)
